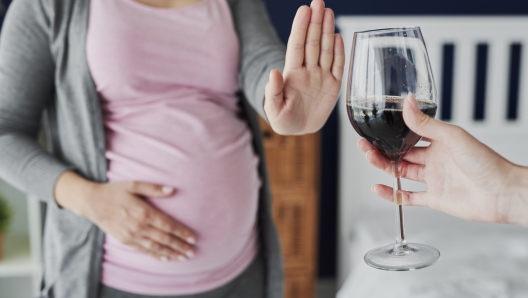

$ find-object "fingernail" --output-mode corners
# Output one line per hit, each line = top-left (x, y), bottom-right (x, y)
(365, 150), (372, 161)
(356, 138), (361, 149)
(371, 185), (375, 192)
(187, 237), (196, 244)
(162, 186), (174, 194)
(161, 256), (169, 262)
(177, 255), (187, 262)
(186, 250), (195, 258)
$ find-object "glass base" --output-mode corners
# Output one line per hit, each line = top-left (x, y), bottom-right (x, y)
(364, 243), (440, 271)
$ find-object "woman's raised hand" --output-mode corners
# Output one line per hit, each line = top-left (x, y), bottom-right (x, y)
(264, 0), (345, 135)
(55, 171), (197, 262)
(358, 94), (528, 227)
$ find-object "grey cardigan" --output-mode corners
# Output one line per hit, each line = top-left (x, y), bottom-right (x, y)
(0, 0), (286, 297)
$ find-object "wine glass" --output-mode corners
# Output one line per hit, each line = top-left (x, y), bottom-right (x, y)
(346, 27), (440, 270)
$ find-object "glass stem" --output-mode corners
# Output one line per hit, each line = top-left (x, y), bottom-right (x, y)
(392, 160), (408, 252)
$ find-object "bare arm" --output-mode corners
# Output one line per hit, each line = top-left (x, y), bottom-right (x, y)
(505, 167), (528, 226)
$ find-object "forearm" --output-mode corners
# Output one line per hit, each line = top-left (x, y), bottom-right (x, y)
(0, 0), (72, 202)
(0, 132), (73, 202)
(229, 0), (285, 119)
(504, 165), (528, 227)
(54, 171), (98, 217)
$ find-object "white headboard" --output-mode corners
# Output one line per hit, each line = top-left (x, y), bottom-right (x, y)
(336, 16), (528, 285)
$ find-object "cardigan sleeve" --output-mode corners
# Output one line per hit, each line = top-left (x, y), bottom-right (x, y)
(228, 0), (286, 120)
(0, 0), (72, 203)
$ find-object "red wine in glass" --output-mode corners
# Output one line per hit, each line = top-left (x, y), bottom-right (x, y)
(347, 96), (437, 161)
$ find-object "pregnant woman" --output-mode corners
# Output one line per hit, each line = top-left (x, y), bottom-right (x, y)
(0, 0), (344, 297)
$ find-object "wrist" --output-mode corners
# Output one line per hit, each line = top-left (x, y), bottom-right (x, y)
(54, 171), (99, 217)
(502, 164), (528, 227)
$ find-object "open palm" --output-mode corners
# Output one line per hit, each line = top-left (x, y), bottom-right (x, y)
(264, 0), (345, 135)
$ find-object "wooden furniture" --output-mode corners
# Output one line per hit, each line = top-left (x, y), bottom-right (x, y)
(259, 119), (321, 298)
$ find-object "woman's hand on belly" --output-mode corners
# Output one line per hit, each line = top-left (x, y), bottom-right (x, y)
(54, 171), (197, 262)
(264, 0), (345, 135)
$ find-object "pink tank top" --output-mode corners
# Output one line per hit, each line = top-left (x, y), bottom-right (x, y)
(86, 0), (260, 295)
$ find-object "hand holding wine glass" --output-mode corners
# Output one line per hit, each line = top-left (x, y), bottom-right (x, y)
(346, 27), (440, 270)
(358, 94), (528, 228)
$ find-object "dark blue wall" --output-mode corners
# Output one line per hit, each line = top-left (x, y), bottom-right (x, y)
(0, 1), (7, 25)
(265, 0), (528, 44)
(261, 0), (528, 278)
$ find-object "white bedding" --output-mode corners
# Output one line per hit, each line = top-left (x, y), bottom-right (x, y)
(337, 208), (528, 298)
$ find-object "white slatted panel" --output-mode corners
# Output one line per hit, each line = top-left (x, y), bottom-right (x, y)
(452, 40), (474, 126)
(424, 39), (442, 117)
(336, 16), (528, 286)
(519, 41), (528, 126)
(486, 40), (509, 125)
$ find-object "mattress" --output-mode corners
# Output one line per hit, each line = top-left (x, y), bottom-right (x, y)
(337, 207), (528, 298)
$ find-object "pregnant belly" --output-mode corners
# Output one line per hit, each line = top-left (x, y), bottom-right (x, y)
(102, 105), (261, 275)
(105, 153), (260, 275)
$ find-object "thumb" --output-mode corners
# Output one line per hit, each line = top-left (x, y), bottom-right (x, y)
(264, 69), (284, 119)
(403, 93), (451, 141)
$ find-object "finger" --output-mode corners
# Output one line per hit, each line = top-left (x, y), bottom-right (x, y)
(364, 150), (391, 175)
(319, 8), (335, 70)
(148, 211), (197, 245)
(264, 69), (285, 119)
(359, 137), (424, 162)
(403, 147), (427, 165)
(359, 138), (427, 168)
(366, 150), (426, 182)
(125, 181), (175, 198)
(141, 226), (196, 258)
(304, 0), (325, 67)
(403, 94), (457, 141)
(285, 6), (311, 70)
(141, 227), (196, 259)
(331, 34), (345, 81)
(357, 138), (375, 153)
(135, 237), (188, 262)
(371, 184), (427, 207)
(126, 200), (197, 244)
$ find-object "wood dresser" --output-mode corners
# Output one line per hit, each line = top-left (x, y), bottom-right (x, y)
(259, 119), (320, 298)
